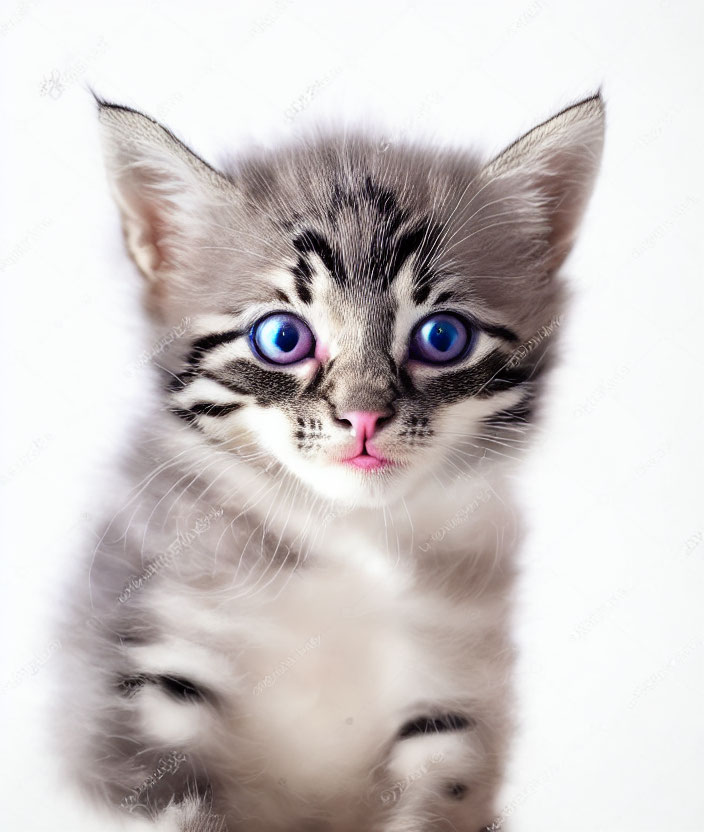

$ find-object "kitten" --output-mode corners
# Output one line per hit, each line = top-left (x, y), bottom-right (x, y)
(57, 94), (604, 831)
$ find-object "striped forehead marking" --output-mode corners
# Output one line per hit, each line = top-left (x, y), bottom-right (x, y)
(288, 177), (443, 304)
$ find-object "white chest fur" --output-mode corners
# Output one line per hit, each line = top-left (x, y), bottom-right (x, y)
(127, 472), (515, 829)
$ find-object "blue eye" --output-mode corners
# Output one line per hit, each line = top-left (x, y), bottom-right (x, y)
(409, 314), (472, 364)
(251, 313), (315, 364)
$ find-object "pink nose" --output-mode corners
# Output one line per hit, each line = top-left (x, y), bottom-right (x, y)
(340, 411), (387, 440)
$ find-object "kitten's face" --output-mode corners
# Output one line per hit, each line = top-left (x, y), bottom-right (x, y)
(99, 98), (604, 507)
(171, 254), (529, 508)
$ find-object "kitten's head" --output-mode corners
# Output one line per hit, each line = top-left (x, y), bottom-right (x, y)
(98, 96), (604, 507)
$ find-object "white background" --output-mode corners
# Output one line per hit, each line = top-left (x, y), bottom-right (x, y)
(1, 1), (702, 829)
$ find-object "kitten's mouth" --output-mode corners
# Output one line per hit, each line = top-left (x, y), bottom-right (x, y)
(341, 443), (392, 472)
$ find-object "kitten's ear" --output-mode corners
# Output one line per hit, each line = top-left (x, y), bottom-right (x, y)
(482, 93), (605, 272)
(97, 101), (236, 281)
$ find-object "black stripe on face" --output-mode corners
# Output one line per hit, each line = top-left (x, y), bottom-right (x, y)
(168, 369), (197, 392)
(425, 348), (533, 404)
(433, 290), (455, 306)
(390, 221), (442, 304)
(362, 176), (408, 229)
(398, 365), (418, 397)
(291, 255), (313, 303)
(328, 176), (409, 238)
(157, 675), (208, 702)
(201, 370), (251, 397)
(208, 359), (300, 406)
(480, 321), (519, 343)
(118, 674), (210, 703)
(170, 407), (200, 425)
(369, 217), (443, 296)
(169, 330), (252, 428)
(399, 713), (474, 739)
(328, 176), (419, 289)
(170, 401), (243, 425)
(170, 329), (247, 393)
(186, 402), (243, 417)
(412, 270), (441, 304)
(478, 358), (537, 395)
(293, 230), (347, 286)
(189, 329), (246, 361)
(386, 224), (432, 285)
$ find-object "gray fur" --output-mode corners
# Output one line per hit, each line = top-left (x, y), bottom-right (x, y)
(56, 95), (604, 831)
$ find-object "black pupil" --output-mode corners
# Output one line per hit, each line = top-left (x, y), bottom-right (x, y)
(429, 323), (455, 352)
(275, 322), (299, 353)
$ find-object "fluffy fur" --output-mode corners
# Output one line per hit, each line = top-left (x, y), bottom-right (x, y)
(56, 95), (604, 831)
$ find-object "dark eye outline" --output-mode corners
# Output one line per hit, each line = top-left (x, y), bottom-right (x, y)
(249, 310), (316, 366)
(407, 311), (476, 366)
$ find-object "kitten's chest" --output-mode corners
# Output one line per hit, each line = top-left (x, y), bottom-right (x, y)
(142, 497), (511, 813)
(132, 515), (511, 827)
(237, 562), (431, 787)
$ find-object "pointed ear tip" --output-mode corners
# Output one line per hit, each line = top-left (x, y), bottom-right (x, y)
(96, 99), (128, 119)
(88, 90), (120, 127)
(584, 92), (606, 148)
(556, 92), (605, 149)
(95, 98), (126, 130)
(87, 86), (103, 107)
(94, 99), (156, 132)
(576, 90), (606, 124)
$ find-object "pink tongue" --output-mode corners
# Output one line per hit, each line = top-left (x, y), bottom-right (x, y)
(347, 454), (384, 470)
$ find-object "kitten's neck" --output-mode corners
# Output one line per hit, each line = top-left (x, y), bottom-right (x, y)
(144, 417), (519, 571)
